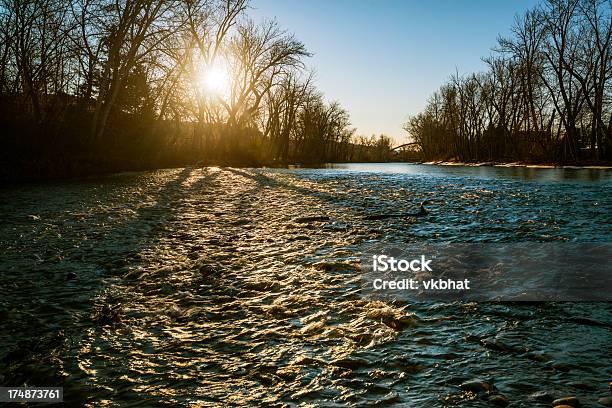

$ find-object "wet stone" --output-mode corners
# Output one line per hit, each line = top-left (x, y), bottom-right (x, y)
(373, 391), (400, 405)
(481, 337), (514, 352)
(526, 351), (552, 362)
(530, 390), (555, 402)
(489, 394), (510, 407)
(599, 397), (612, 407)
(459, 379), (493, 393)
(383, 315), (419, 330)
(552, 396), (580, 407)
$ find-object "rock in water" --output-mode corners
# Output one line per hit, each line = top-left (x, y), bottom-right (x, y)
(598, 397), (612, 407)
(529, 390), (555, 402)
(552, 396), (579, 407)
(66, 272), (78, 280)
(489, 394), (510, 406)
(459, 379), (492, 393)
(374, 392), (400, 405)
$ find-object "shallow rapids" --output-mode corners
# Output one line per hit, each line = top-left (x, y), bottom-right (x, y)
(1, 164), (611, 406)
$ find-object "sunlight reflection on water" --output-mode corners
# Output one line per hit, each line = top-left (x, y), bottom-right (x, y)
(0, 164), (610, 406)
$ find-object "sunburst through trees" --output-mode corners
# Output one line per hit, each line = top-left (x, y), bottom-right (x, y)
(0, 0), (386, 174)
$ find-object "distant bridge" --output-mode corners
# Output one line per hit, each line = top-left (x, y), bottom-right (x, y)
(391, 142), (418, 151)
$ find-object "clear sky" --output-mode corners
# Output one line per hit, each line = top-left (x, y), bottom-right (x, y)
(250, 0), (541, 144)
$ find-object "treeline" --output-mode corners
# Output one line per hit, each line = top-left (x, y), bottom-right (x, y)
(406, 0), (612, 164)
(0, 0), (380, 180)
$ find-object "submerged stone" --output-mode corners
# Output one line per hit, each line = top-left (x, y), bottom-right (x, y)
(525, 351), (552, 362)
(551, 362), (574, 372)
(489, 394), (510, 406)
(529, 390), (555, 402)
(567, 382), (595, 391)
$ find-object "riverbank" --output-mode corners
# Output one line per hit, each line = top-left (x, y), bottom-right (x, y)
(0, 155), (396, 184)
(422, 160), (612, 169)
(5, 158), (612, 185)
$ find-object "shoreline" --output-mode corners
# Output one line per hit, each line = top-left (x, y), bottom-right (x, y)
(3, 159), (612, 185)
(420, 160), (612, 170)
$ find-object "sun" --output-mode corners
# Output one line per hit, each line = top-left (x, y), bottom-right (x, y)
(197, 62), (231, 98)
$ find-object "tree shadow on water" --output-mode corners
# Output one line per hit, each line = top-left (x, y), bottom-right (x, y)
(0, 166), (224, 404)
(224, 167), (341, 207)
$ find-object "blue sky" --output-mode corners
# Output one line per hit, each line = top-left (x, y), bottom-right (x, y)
(250, 0), (541, 143)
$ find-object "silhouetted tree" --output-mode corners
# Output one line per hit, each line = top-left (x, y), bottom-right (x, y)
(406, 0), (612, 163)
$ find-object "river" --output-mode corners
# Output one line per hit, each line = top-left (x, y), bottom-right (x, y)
(1, 163), (611, 406)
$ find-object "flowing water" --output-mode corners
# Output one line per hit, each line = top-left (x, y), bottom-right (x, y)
(1, 163), (611, 407)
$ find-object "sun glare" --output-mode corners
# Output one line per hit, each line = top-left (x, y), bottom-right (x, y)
(198, 62), (231, 98)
